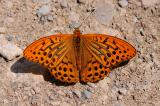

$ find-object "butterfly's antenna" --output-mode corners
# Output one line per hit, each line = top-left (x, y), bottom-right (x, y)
(76, 9), (95, 29)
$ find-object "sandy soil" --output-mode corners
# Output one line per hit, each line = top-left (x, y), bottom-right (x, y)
(0, 0), (160, 106)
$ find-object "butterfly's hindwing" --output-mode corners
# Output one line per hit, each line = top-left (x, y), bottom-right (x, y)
(80, 34), (136, 82)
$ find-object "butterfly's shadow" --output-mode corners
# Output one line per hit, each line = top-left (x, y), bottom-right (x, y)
(11, 57), (75, 86)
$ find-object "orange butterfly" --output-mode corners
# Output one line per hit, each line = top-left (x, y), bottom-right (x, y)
(23, 28), (136, 83)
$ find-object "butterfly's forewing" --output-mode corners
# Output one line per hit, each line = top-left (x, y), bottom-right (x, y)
(23, 34), (79, 83)
(80, 34), (136, 82)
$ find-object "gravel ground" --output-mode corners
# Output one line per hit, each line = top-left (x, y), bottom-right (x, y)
(0, 0), (160, 106)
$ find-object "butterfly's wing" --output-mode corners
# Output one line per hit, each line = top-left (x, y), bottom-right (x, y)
(80, 34), (136, 83)
(23, 34), (79, 83)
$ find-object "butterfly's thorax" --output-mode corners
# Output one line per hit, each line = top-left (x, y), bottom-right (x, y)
(73, 28), (81, 70)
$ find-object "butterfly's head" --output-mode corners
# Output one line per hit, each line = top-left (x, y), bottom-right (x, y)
(73, 28), (81, 36)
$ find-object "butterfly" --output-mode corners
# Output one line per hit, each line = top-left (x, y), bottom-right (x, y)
(23, 28), (136, 83)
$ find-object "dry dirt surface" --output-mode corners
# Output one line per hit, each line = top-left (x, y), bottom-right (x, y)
(0, 0), (160, 106)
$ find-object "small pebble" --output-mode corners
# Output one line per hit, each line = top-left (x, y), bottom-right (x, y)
(33, 87), (41, 94)
(95, 4), (115, 25)
(40, 16), (47, 21)
(118, 88), (127, 95)
(140, 29), (145, 36)
(60, 102), (72, 106)
(77, 0), (86, 4)
(0, 37), (22, 60)
(31, 89), (36, 95)
(69, 12), (80, 23)
(60, 0), (68, 8)
(49, 93), (55, 100)
(5, 1), (13, 9)
(141, 0), (159, 7)
(6, 35), (14, 41)
(72, 90), (82, 98)
(112, 101), (125, 106)
(7, 17), (14, 23)
(0, 27), (6, 34)
(69, 12), (80, 28)
(87, 82), (97, 88)
(82, 90), (92, 99)
(118, 0), (128, 7)
(32, 0), (51, 4)
(23, 81), (31, 87)
(0, 35), (7, 44)
(47, 15), (54, 21)
(80, 104), (86, 106)
(98, 78), (110, 91)
(107, 28), (121, 37)
(30, 94), (41, 106)
(98, 95), (108, 105)
(118, 95), (123, 100)
(69, 22), (80, 29)
(24, 87), (31, 91)
(50, 101), (61, 106)
(36, 5), (51, 17)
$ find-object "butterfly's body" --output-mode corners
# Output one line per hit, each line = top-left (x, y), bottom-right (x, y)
(72, 28), (82, 70)
(23, 28), (136, 83)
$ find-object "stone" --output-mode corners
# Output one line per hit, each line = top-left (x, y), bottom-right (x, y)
(36, 5), (51, 17)
(141, 0), (159, 7)
(118, 0), (128, 7)
(95, 4), (115, 25)
(0, 36), (22, 60)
